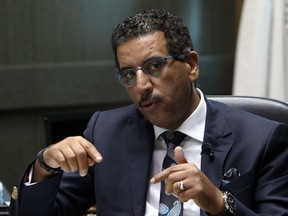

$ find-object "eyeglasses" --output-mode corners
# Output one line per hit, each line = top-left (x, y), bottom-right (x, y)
(115, 55), (182, 87)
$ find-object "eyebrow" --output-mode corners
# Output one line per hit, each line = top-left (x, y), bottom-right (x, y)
(119, 56), (163, 71)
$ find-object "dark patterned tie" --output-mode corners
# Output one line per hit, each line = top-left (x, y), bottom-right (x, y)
(158, 131), (186, 216)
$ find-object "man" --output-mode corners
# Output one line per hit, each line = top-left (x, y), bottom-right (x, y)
(9, 9), (288, 216)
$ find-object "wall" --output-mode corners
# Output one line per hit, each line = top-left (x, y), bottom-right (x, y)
(0, 0), (242, 192)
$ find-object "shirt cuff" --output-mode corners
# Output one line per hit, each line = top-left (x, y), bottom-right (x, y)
(24, 166), (37, 186)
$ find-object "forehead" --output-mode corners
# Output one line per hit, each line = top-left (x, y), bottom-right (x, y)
(117, 32), (169, 64)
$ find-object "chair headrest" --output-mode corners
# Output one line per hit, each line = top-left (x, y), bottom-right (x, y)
(208, 96), (288, 124)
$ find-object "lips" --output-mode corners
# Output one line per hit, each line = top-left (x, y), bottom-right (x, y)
(141, 101), (156, 112)
(140, 99), (154, 108)
(139, 94), (162, 112)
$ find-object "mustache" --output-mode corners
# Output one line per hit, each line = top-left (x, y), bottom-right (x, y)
(139, 94), (163, 107)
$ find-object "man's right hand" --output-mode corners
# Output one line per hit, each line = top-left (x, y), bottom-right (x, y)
(33, 136), (102, 182)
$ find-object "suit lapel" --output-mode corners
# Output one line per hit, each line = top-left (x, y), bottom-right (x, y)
(201, 99), (234, 189)
(124, 112), (154, 216)
(200, 99), (234, 216)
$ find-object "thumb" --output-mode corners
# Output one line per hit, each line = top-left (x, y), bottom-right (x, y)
(175, 146), (188, 164)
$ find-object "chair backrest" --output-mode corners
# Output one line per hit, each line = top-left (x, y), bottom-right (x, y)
(208, 95), (288, 125)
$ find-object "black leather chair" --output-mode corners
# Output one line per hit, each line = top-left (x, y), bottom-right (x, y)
(208, 95), (288, 125)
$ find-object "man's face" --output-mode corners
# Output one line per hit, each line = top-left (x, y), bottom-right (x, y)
(116, 32), (199, 130)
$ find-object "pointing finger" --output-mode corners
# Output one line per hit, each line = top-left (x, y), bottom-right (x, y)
(80, 138), (103, 163)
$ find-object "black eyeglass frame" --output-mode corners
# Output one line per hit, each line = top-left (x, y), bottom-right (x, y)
(115, 54), (185, 87)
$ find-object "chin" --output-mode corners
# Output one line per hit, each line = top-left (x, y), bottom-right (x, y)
(146, 115), (162, 126)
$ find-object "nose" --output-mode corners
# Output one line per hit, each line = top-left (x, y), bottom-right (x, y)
(135, 69), (152, 92)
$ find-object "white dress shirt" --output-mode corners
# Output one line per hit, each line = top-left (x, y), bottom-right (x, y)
(145, 89), (207, 216)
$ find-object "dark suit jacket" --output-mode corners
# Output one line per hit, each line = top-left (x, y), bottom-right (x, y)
(9, 98), (288, 216)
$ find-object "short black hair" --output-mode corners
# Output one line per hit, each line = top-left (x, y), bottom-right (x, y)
(111, 9), (194, 68)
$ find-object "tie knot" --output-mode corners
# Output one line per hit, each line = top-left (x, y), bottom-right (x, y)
(161, 131), (186, 147)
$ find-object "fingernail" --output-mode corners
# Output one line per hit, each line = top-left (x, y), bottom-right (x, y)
(80, 171), (87, 177)
(96, 155), (102, 162)
(150, 178), (155, 184)
(171, 193), (178, 198)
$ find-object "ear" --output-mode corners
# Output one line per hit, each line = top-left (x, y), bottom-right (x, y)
(185, 51), (199, 82)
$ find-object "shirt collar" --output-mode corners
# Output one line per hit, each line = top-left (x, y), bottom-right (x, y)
(154, 89), (207, 142)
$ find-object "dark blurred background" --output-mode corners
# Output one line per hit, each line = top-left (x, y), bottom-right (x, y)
(0, 0), (243, 193)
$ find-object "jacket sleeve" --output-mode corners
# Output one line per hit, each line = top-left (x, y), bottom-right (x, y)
(8, 112), (100, 216)
(9, 162), (62, 216)
(231, 123), (288, 215)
